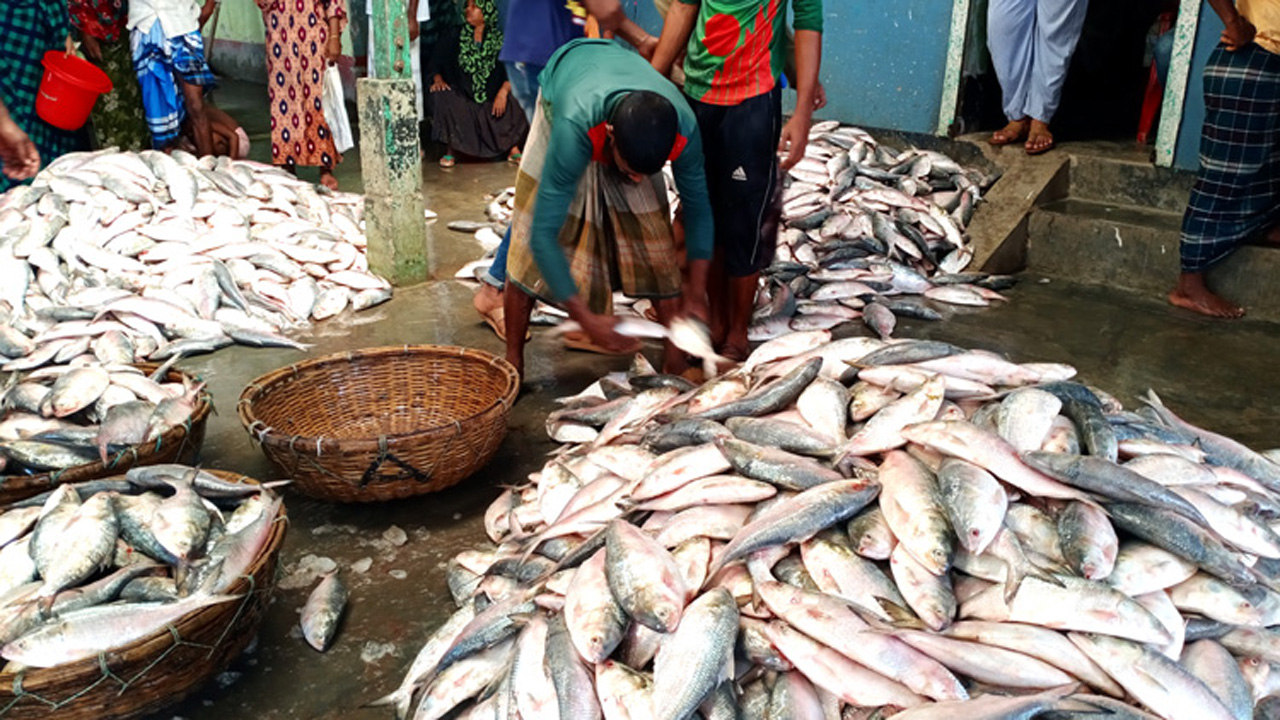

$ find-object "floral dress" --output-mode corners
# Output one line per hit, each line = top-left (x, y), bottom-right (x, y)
(258, 0), (348, 169)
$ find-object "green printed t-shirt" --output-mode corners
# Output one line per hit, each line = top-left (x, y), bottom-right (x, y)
(678, 0), (823, 106)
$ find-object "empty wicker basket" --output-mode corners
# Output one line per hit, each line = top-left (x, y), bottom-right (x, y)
(237, 345), (520, 503)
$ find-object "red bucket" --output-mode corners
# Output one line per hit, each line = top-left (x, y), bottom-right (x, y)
(36, 51), (113, 131)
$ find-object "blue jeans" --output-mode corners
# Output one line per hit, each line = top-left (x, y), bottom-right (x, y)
(482, 62), (543, 288)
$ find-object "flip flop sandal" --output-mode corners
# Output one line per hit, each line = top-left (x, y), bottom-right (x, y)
(562, 333), (642, 356)
(1025, 137), (1056, 156)
(508, 151), (522, 164)
(989, 126), (1029, 147)
(440, 155), (456, 168)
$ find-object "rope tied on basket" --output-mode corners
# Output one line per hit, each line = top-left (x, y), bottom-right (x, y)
(247, 420), (273, 444)
(359, 434), (431, 487)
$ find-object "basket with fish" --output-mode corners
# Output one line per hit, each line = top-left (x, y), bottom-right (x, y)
(237, 344), (520, 503)
(0, 361), (212, 506)
(0, 465), (286, 719)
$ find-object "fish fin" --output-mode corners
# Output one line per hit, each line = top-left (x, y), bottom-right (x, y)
(362, 688), (412, 720)
(873, 598), (928, 630)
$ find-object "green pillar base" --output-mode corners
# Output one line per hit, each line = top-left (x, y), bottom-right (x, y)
(357, 77), (428, 287)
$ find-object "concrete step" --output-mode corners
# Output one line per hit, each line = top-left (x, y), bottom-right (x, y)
(1027, 198), (1280, 322)
(1066, 154), (1196, 214)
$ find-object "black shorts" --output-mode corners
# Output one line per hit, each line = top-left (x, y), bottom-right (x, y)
(689, 86), (783, 278)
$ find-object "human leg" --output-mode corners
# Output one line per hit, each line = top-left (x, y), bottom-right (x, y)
(179, 79), (213, 156)
(987, 0), (1036, 142)
(503, 282), (535, 378)
(708, 89), (783, 360)
(1171, 44), (1280, 318)
(503, 62), (543, 122)
(1024, 0), (1090, 153)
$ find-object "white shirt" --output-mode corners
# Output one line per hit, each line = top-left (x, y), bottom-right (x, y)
(127, 0), (206, 39)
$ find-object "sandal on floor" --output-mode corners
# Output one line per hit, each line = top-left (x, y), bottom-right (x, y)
(1025, 137), (1056, 156)
(508, 150), (522, 164)
(440, 155), (456, 168)
(562, 330), (642, 356)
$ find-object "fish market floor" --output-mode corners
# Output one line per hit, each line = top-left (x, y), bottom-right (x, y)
(157, 82), (1280, 720)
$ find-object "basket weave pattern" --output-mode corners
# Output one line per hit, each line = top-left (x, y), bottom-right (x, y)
(0, 470), (286, 719)
(237, 345), (520, 503)
(0, 364), (212, 506)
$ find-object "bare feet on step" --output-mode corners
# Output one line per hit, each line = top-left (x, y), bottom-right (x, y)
(1168, 272), (1245, 318)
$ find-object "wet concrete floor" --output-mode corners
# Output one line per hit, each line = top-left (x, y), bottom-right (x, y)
(157, 83), (1280, 719)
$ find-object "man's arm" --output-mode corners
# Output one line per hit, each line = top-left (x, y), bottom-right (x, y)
(778, 28), (821, 170)
(198, 0), (218, 28)
(1208, 0), (1255, 50)
(582, 0), (658, 58)
(651, 0), (697, 77)
(528, 124), (594, 303)
(0, 100), (39, 181)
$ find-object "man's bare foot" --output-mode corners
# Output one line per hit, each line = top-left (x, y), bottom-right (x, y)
(1025, 120), (1055, 155)
(474, 283), (503, 314)
(1168, 272), (1245, 318)
(990, 118), (1029, 146)
(1263, 224), (1280, 247)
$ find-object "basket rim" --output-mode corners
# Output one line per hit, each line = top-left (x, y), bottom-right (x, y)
(0, 469), (285, 683)
(0, 363), (214, 493)
(235, 344), (520, 454)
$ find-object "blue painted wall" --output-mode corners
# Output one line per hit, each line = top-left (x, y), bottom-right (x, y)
(1172, 5), (1223, 171)
(625, 0), (954, 135)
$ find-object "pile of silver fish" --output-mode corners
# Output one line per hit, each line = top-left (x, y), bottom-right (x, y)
(754, 121), (1011, 342)
(379, 332), (1280, 720)
(0, 359), (204, 475)
(0, 149), (393, 369)
(0, 464), (282, 669)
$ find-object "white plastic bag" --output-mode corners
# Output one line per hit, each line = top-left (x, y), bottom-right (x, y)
(322, 63), (354, 153)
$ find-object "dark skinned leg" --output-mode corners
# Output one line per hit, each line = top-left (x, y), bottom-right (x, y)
(723, 271), (759, 361)
(179, 79), (213, 157)
(707, 246), (729, 350)
(1168, 271), (1245, 319)
(504, 283), (535, 379)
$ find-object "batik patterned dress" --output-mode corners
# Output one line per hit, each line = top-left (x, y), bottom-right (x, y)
(69, 0), (149, 151)
(258, 0), (347, 169)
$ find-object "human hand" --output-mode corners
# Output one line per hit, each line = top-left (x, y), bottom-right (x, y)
(0, 118), (39, 181)
(1222, 15), (1256, 50)
(80, 35), (103, 62)
(577, 311), (641, 354)
(813, 81), (827, 111)
(430, 75), (450, 92)
(778, 112), (812, 171)
(64, 35), (77, 56)
(323, 35), (341, 62)
(637, 34), (658, 62)
(409, 17), (419, 41)
(493, 89), (508, 118)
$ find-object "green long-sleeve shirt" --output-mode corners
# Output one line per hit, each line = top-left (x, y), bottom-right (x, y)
(531, 39), (714, 301)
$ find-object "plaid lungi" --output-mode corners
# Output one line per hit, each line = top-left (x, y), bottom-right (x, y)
(130, 22), (217, 149)
(0, 0), (81, 193)
(1180, 42), (1280, 273)
(505, 94), (682, 316)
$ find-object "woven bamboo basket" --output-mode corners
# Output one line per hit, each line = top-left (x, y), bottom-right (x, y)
(236, 345), (520, 503)
(0, 470), (286, 719)
(0, 363), (213, 506)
